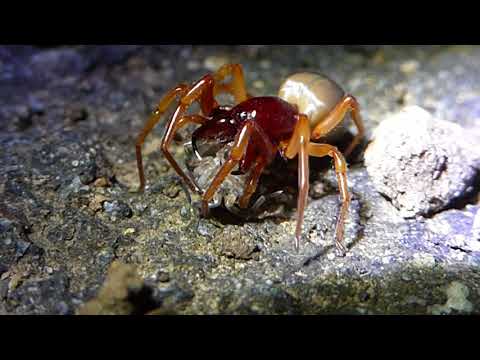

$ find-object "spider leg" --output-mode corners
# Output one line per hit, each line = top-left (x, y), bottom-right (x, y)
(308, 143), (350, 256)
(311, 95), (365, 157)
(161, 75), (219, 193)
(237, 121), (277, 209)
(201, 120), (262, 216)
(238, 156), (268, 209)
(136, 84), (189, 192)
(283, 114), (311, 251)
(213, 64), (249, 103)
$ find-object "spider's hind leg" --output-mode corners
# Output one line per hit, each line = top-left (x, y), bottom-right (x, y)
(311, 95), (364, 157)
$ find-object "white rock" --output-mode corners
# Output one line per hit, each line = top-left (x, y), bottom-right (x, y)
(430, 281), (473, 314)
(365, 106), (480, 218)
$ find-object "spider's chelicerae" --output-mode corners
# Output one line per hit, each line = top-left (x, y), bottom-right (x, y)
(136, 64), (364, 253)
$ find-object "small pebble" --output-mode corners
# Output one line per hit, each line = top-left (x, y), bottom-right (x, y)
(180, 206), (189, 217)
(405, 296), (426, 306)
(430, 281), (473, 314)
(134, 202), (148, 214)
(187, 61), (201, 71)
(15, 240), (30, 257)
(400, 60), (420, 74)
(93, 177), (110, 188)
(157, 271), (170, 283)
(382, 256), (392, 264)
(0, 281), (8, 299)
(0, 263), (7, 276)
(259, 60), (271, 69)
(413, 253), (436, 268)
(311, 182), (327, 199)
(123, 228), (135, 236)
(253, 80), (265, 89)
(8, 274), (23, 290)
(89, 194), (107, 212)
(55, 301), (70, 315)
(1, 271), (10, 280)
(65, 105), (88, 123)
(103, 200), (133, 219)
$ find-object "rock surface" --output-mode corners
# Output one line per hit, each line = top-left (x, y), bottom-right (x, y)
(364, 106), (480, 218)
(1, 45), (480, 315)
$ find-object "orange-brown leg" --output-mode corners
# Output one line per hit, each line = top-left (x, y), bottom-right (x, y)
(213, 64), (249, 103)
(283, 114), (311, 251)
(238, 156), (268, 209)
(311, 95), (365, 157)
(136, 84), (189, 192)
(309, 143), (350, 255)
(137, 69), (248, 193)
(201, 121), (255, 216)
(161, 75), (219, 193)
(236, 121), (277, 208)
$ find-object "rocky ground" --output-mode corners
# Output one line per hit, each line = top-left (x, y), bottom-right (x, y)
(1, 45), (480, 315)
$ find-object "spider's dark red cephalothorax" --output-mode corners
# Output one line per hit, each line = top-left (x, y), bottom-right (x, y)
(135, 64), (364, 253)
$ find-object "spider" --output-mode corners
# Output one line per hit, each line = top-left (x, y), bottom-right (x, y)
(135, 64), (364, 253)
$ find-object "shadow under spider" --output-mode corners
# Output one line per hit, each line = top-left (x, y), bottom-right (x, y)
(184, 133), (368, 263)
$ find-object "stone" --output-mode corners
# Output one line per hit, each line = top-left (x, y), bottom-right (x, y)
(78, 261), (158, 315)
(103, 200), (133, 219)
(429, 281), (474, 314)
(365, 106), (480, 218)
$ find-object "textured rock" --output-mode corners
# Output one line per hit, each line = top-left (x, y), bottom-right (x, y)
(429, 281), (474, 314)
(6, 273), (75, 315)
(365, 106), (480, 218)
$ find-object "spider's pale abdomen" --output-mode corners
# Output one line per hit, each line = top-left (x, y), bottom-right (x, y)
(278, 72), (345, 129)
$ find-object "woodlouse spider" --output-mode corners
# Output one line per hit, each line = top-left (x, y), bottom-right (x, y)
(136, 64), (364, 253)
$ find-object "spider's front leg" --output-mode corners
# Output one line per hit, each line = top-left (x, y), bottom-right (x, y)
(136, 73), (220, 194)
(238, 124), (276, 209)
(201, 122), (254, 216)
(159, 75), (220, 194)
(200, 120), (274, 217)
(136, 84), (189, 192)
(213, 64), (250, 103)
